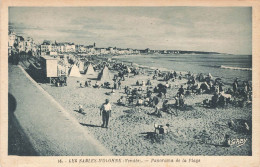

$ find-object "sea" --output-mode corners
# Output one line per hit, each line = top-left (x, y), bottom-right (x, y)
(113, 54), (252, 85)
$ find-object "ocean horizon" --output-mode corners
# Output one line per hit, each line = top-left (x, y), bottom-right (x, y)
(113, 53), (252, 84)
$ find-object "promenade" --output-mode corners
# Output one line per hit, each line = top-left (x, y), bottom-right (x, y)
(8, 64), (111, 156)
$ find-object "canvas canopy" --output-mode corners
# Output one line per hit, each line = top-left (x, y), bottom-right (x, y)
(69, 64), (81, 77)
(78, 61), (85, 72)
(98, 66), (112, 82)
(85, 63), (95, 75)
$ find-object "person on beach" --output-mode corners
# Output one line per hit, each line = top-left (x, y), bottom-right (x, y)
(132, 88), (138, 96)
(137, 97), (144, 106)
(174, 96), (179, 115)
(114, 81), (117, 90)
(232, 80), (238, 94)
(153, 75), (157, 80)
(178, 93), (184, 107)
(147, 89), (152, 98)
(85, 80), (89, 87)
(150, 105), (162, 118)
(155, 69), (159, 75)
(147, 79), (152, 85)
(138, 87), (143, 92)
(173, 71), (177, 79)
(117, 96), (126, 106)
(111, 88), (115, 95)
(165, 82), (170, 88)
(80, 82), (84, 88)
(153, 86), (159, 93)
(218, 94), (226, 107)
(211, 93), (219, 108)
(179, 72), (182, 80)
(162, 86), (167, 98)
(118, 80), (122, 90)
(178, 85), (185, 95)
(242, 81), (249, 96)
(94, 81), (100, 88)
(78, 105), (85, 114)
(144, 97), (152, 106)
(152, 95), (159, 107)
(142, 80), (146, 86)
(136, 80), (140, 86)
(197, 73), (203, 82)
(124, 86), (128, 94)
(100, 99), (112, 128)
(162, 100), (169, 113)
(154, 123), (170, 135)
(246, 81), (252, 91)
(219, 82), (224, 92)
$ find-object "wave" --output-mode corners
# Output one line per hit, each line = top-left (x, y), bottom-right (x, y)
(136, 64), (170, 71)
(112, 54), (141, 59)
(220, 65), (252, 71)
(131, 63), (171, 72)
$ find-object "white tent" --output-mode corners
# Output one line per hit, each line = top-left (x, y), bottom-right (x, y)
(69, 64), (82, 77)
(85, 63), (95, 75)
(64, 58), (70, 66)
(98, 66), (112, 82)
(78, 61), (85, 73)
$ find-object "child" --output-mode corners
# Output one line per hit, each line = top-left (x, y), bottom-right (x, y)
(154, 123), (170, 134)
(78, 105), (84, 113)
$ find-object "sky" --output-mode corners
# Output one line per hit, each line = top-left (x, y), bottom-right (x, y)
(9, 7), (252, 54)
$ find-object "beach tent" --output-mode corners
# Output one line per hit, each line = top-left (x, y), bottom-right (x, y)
(98, 66), (112, 82)
(198, 73), (205, 81)
(64, 58), (70, 66)
(68, 64), (82, 77)
(85, 63), (95, 75)
(78, 61), (85, 73)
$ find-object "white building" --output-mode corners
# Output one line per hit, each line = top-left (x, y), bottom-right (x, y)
(77, 45), (87, 53)
(17, 36), (25, 52)
(64, 43), (75, 52)
(41, 40), (51, 55)
(8, 31), (16, 48)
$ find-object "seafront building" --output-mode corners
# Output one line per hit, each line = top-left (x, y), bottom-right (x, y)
(9, 30), (215, 59)
(39, 40), (140, 56)
(8, 30), (144, 58)
(8, 31), (39, 57)
(8, 31), (16, 48)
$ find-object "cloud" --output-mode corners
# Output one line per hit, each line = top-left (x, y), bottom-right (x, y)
(9, 7), (252, 54)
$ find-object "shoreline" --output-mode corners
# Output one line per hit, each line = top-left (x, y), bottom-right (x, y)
(110, 54), (252, 86)
(36, 55), (252, 156)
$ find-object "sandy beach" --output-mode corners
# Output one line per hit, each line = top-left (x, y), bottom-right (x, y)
(38, 60), (252, 156)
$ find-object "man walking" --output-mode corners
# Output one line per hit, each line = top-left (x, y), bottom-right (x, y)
(100, 99), (111, 128)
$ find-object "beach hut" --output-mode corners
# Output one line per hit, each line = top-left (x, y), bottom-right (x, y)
(85, 63), (95, 75)
(98, 66), (112, 82)
(68, 64), (81, 77)
(57, 64), (67, 76)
